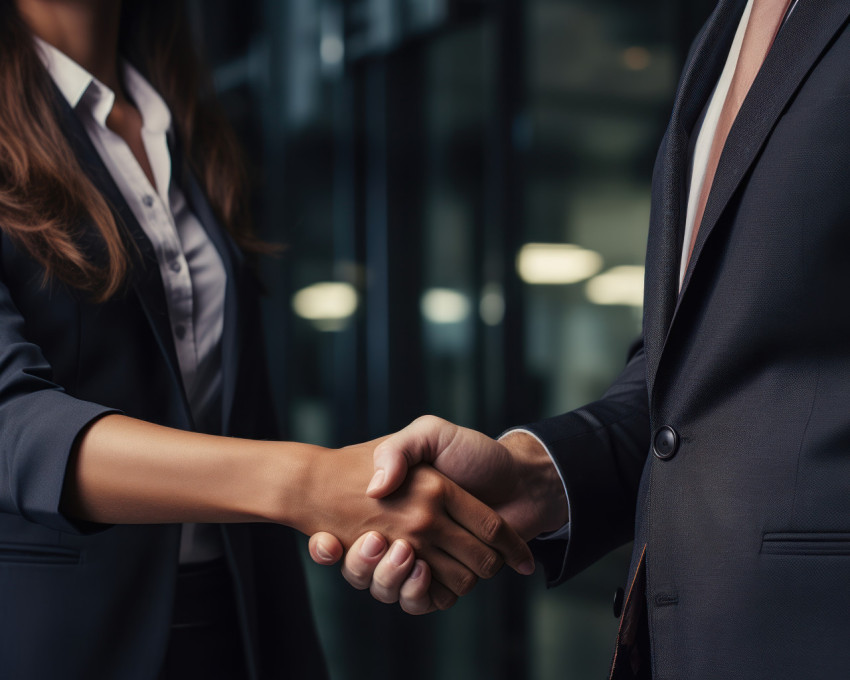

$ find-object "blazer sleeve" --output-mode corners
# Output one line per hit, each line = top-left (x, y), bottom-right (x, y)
(526, 341), (650, 586)
(0, 271), (118, 533)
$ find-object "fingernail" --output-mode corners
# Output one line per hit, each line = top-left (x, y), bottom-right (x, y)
(362, 533), (385, 559)
(315, 544), (333, 562)
(366, 469), (385, 495)
(411, 562), (424, 580)
(389, 541), (409, 567)
(517, 560), (535, 576)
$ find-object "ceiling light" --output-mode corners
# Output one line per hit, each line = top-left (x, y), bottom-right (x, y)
(585, 266), (645, 307)
(421, 288), (471, 324)
(517, 243), (603, 285)
(292, 282), (358, 330)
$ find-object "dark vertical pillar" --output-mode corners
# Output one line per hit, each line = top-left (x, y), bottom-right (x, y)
(364, 60), (392, 437)
(489, 1), (531, 679)
(363, 47), (427, 438)
(332, 71), (370, 445)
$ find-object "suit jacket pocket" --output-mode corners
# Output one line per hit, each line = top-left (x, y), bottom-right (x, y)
(761, 532), (850, 556)
(0, 542), (81, 565)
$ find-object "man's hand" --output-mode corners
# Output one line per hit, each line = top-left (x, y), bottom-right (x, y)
(298, 439), (535, 610)
(309, 416), (568, 613)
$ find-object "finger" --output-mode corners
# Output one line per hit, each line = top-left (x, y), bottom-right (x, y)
(341, 531), (389, 590)
(420, 547), (479, 598)
(367, 416), (459, 499)
(444, 484), (536, 576)
(429, 522), (505, 581)
(308, 532), (344, 565)
(428, 578), (458, 611)
(370, 539), (416, 604)
(399, 560), (437, 615)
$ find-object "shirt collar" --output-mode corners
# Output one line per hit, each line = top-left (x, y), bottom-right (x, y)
(34, 36), (172, 134)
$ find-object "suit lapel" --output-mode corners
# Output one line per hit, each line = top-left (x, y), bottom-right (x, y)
(55, 93), (194, 426)
(644, 0), (746, 397)
(677, 0), (850, 299)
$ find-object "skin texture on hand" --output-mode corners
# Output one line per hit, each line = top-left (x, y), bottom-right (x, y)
(309, 416), (569, 613)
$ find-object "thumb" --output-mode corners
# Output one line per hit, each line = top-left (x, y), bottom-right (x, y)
(366, 416), (458, 498)
(308, 532), (344, 565)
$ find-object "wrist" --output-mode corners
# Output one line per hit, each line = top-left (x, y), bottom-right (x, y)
(499, 431), (569, 537)
(247, 442), (319, 529)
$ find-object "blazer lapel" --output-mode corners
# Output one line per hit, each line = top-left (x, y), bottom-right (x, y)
(644, 0), (746, 397)
(678, 1), (850, 297)
(55, 94), (193, 426)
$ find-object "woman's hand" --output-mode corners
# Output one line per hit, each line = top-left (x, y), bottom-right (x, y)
(284, 441), (535, 610)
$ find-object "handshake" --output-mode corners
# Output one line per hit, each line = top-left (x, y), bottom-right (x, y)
(302, 416), (569, 614)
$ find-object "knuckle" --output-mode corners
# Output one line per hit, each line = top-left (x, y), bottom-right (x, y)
(433, 590), (457, 611)
(342, 566), (372, 590)
(478, 550), (502, 579)
(478, 512), (505, 544)
(372, 568), (400, 595)
(343, 576), (369, 591)
(418, 414), (444, 428)
(406, 505), (441, 538)
(401, 597), (431, 616)
(418, 470), (445, 497)
(453, 571), (478, 597)
(370, 583), (398, 604)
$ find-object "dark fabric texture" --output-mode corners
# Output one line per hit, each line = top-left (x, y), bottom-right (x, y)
(0, 91), (327, 679)
(158, 559), (248, 680)
(530, 1), (850, 678)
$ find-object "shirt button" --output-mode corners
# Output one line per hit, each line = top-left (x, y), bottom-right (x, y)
(653, 426), (679, 460)
(170, 260), (182, 273)
(174, 325), (186, 340)
(142, 195), (154, 208)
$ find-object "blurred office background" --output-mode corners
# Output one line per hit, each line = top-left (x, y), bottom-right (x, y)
(190, 0), (715, 677)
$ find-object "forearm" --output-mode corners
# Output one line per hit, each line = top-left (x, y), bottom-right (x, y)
(60, 413), (318, 526)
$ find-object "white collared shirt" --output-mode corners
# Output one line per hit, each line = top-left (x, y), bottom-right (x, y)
(36, 38), (225, 562)
(681, 0), (799, 285)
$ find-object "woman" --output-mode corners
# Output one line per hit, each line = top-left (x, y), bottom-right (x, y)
(0, 0), (534, 677)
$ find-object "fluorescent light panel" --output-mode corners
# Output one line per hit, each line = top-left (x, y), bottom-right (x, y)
(585, 266), (645, 307)
(292, 282), (359, 321)
(421, 288), (471, 324)
(516, 243), (604, 285)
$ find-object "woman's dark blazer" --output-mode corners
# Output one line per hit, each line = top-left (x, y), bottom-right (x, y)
(0, 92), (326, 679)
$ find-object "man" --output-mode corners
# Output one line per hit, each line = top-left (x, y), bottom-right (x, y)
(311, 0), (850, 677)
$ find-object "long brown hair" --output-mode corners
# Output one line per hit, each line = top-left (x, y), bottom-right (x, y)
(0, 0), (267, 301)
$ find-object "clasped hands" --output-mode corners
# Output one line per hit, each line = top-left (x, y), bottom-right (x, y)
(307, 416), (568, 614)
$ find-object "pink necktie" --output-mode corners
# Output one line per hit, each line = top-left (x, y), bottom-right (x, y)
(687, 0), (793, 263)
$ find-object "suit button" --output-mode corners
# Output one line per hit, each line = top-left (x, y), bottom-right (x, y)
(653, 426), (679, 460)
(613, 587), (625, 618)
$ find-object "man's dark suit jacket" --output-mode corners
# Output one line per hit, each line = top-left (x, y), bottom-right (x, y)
(0, 94), (326, 678)
(530, 1), (850, 678)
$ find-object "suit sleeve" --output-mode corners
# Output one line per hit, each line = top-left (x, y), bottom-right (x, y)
(0, 272), (118, 533)
(525, 342), (650, 586)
